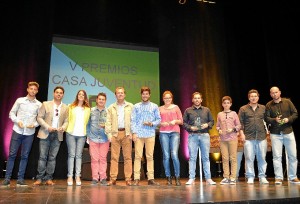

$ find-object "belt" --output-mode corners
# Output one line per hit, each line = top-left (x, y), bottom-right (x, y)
(118, 128), (125, 131)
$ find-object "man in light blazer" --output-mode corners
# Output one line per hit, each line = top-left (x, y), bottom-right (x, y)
(33, 86), (69, 185)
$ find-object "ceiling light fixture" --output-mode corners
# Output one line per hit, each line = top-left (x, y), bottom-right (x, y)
(179, 0), (216, 4)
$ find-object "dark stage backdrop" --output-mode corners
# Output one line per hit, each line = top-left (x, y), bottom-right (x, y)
(0, 0), (299, 179)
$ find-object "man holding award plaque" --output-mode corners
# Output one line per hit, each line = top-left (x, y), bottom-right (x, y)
(2, 82), (42, 187)
(33, 86), (69, 186)
(265, 86), (300, 184)
(183, 92), (216, 185)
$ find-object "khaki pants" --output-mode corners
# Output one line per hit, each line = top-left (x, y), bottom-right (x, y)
(134, 136), (155, 180)
(220, 139), (238, 180)
(110, 131), (132, 181)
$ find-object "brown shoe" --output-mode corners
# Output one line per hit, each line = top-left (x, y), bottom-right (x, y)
(107, 179), (116, 186)
(45, 180), (55, 185)
(275, 179), (283, 185)
(125, 180), (132, 186)
(166, 177), (172, 185)
(290, 178), (300, 184)
(132, 179), (139, 186)
(148, 179), (160, 186)
(33, 179), (42, 186)
(175, 177), (181, 186)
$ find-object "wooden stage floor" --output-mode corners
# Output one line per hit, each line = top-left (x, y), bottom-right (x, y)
(1, 177), (300, 204)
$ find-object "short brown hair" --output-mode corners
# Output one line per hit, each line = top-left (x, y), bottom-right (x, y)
(222, 96), (232, 103)
(97, 92), (107, 100)
(248, 89), (259, 97)
(54, 86), (64, 93)
(141, 86), (151, 94)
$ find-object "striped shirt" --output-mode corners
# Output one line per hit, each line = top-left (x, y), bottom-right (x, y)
(131, 101), (161, 138)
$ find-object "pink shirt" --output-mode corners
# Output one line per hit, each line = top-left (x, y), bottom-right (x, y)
(159, 105), (183, 133)
(216, 111), (241, 141)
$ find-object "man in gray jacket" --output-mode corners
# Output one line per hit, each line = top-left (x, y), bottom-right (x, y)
(33, 86), (69, 185)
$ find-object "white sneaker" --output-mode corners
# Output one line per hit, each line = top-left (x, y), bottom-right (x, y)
(220, 178), (230, 185)
(259, 177), (269, 184)
(75, 177), (81, 186)
(185, 179), (195, 185)
(229, 179), (236, 185)
(247, 177), (254, 184)
(67, 177), (73, 186)
(206, 179), (216, 185)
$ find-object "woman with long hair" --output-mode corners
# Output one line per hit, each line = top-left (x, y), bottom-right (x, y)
(66, 90), (91, 186)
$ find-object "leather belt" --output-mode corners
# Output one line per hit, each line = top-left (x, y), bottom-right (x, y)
(118, 128), (125, 131)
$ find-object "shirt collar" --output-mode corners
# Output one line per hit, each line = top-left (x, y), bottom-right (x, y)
(25, 96), (37, 102)
(96, 106), (106, 112)
(193, 105), (202, 110)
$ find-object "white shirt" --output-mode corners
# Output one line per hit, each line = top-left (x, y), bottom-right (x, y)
(72, 106), (85, 136)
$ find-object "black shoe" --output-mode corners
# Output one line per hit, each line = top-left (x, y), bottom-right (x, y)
(148, 179), (160, 186)
(100, 179), (108, 186)
(132, 179), (140, 186)
(17, 180), (28, 187)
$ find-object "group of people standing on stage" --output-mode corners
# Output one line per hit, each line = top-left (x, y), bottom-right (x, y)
(216, 88), (299, 185)
(1, 82), (299, 187)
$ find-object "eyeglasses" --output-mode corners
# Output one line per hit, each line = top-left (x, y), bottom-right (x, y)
(163, 97), (172, 100)
(55, 109), (59, 116)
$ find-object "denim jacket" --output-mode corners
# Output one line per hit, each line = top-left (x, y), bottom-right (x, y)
(87, 106), (108, 143)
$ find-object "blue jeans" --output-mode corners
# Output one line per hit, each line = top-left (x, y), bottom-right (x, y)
(188, 133), (211, 180)
(5, 131), (34, 181)
(159, 132), (180, 177)
(236, 151), (244, 177)
(66, 133), (86, 177)
(36, 132), (61, 181)
(271, 132), (298, 180)
(244, 139), (267, 179)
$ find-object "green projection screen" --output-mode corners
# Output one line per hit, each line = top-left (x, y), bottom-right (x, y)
(48, 36), (160, 106)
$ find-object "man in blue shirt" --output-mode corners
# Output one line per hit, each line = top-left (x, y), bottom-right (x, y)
(131, 86), (161, 186)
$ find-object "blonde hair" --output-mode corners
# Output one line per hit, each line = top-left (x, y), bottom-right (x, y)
(28, 81), (39, 89)
(192, 92), (202, 99)
(162, 90), (173, 103)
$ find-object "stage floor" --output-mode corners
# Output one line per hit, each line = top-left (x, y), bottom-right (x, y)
(1, 177), (300, 204)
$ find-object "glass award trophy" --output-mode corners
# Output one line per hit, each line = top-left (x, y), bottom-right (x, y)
(194, 117), (201, 129)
